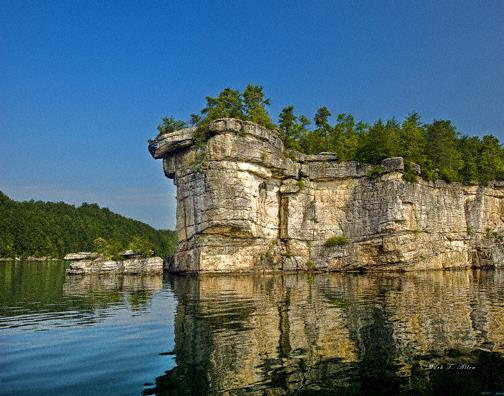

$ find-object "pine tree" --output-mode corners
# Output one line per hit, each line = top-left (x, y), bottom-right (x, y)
(242, 84), (274, 129)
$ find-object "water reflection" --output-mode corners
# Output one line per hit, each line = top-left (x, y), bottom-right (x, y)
(0, 261), (175, 396)
(147, 271), (504, 395)
(0, 261), (163, 330)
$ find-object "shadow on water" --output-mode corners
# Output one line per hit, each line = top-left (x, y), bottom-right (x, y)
(145, 270), (504, 396)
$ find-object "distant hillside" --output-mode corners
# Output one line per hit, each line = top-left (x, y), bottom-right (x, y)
(0, 191), (177, 259)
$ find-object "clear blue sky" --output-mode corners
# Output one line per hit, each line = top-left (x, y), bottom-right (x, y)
(1, 0), (503, 229)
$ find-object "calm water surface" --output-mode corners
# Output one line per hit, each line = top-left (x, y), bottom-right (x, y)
(1, 261), (504, 395)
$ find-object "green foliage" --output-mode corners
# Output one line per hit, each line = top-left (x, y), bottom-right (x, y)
(190, 84), (274, 133)
(297, 178), (305, 190)
(403, 162), (418, 183)
(485, 228), (503, 240)
(279, 105), (310, 151)
(367, 165), (384, 179)
(426, 120), (463, 182)
(402, 171), (418, 183)
(157, 116), (186, 135)
(0, 192), (177, 258)
(159, 85), (504, 185)
(479, 135), (504, 184)
(93, 237), (123, 260)
(242, 84), (274, 129)
(202, 88), (244, 122)
(128, 236), (154, 258)
(324, 236), (350, 247)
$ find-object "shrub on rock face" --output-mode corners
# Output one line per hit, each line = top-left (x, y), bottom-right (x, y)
(324, 236), (350, 247)
(367, 165), (384, 179)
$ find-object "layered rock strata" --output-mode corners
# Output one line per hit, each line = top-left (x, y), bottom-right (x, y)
(149, 118), (504, 272)
(65, 256), (164, 275)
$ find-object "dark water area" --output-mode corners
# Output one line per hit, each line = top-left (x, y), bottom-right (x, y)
(1, 261), (504, 395)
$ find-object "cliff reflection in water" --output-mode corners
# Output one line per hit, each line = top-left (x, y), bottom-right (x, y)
(147, 271), (504, 395)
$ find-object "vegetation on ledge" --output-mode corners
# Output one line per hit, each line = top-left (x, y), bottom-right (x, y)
(0, 192), (177, 259)
(324, 236), (350, 247)
(158, 84), (504, 185)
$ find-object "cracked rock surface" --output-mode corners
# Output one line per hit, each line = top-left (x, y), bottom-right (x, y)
(149, 118), (504, 273)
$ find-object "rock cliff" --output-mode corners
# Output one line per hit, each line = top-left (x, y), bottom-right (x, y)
(149, 118), (504, 272)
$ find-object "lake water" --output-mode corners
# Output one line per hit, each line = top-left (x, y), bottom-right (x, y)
(1, 261), (504, 395)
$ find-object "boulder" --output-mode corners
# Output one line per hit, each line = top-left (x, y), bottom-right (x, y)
(64, 252), (99, 260)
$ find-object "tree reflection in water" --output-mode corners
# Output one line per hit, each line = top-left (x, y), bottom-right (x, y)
(0, 260), (163, 329)
(145, 271), (504, 395)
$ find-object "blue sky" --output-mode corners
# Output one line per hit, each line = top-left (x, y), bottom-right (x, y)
(1, 0), (503, 229)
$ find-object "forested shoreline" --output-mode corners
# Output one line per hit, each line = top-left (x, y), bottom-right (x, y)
(0, 192), (177, 259)
(159, 85), (504, 184)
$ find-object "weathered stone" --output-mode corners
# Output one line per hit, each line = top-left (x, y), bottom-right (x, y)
(148, 118), (504, 273)
(411, 162), (421, 175)
(382, 157), (404, 173)
(148, 127), (197, 159)
(280, 179), (301, 194)
(301, 161), (372, 180)
(304, 152), (339, 162)
(64, 252), (99, 260)
(65, 257), (164, 275)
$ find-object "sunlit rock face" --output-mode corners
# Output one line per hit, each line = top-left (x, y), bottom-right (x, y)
(149, 118), (504, 273)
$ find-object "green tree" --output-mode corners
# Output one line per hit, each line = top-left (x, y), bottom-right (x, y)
(242, 84), (274, 128)
(128, 236), (154, 258)
(399, 112), (427, 165)
(313, 106), (332, 152)
(278, 105), (309, 151)
(330, 113), (359, 161)
(157, 116), (186, 135)
(93, 237), (123, 260)
(358, 119), (400, 163)
(459, 136), (481, 184)
(426, 120), (463, 182)
(201, 88), (244, 121)
(0, 192), (177, 258)
(479, 135), (504, 184)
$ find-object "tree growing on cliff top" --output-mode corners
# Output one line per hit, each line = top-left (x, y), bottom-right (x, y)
(242, 84), (274, 129)
(165, 85), (275, 134)
(157, 116), (186, 135)
(278, 105), (310, 151)
(202, 88), (244, 121)
(157, 85), (504, 185)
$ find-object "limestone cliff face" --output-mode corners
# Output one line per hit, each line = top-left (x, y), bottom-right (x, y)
(149, 118), (504, 272)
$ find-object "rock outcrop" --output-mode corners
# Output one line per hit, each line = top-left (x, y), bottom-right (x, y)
(149, 118), (504, 272)
(65, 256), (164, 275)
(64, 252), (99, 261)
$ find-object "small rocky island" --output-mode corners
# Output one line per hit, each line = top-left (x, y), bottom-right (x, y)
(149, 118), (504, 273)
(65, 251), (164, 275)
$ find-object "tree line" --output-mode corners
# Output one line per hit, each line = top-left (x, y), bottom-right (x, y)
(0, 191), (177, 259)
(158, 84), (504, 184)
